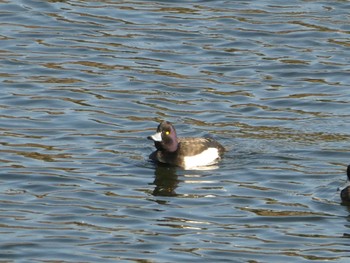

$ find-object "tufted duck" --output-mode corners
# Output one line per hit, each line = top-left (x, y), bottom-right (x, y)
(148, 121), (225, 169)
(340, 165), (350, 203)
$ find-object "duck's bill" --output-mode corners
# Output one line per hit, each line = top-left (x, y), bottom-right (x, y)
(147, 132), (162, 142)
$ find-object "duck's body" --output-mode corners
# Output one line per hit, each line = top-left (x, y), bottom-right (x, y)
(148, 121), (224, 169)
(341, 165), (350, 203)
(341, 186), (350, 203)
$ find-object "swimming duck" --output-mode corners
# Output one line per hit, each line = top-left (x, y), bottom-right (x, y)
(148, 121), (225, 169)
(340, 165), (350, 203)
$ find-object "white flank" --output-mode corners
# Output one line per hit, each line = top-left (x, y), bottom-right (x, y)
(341, 180), (350, 189)
(183, 148), (220, 169)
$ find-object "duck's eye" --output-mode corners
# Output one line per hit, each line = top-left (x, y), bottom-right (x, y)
(165, 131), (170, 135)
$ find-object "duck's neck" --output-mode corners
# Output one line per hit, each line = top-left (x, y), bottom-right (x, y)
(167, 140), (178, 152)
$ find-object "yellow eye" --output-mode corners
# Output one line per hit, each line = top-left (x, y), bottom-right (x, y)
(165, 131), (170, 135)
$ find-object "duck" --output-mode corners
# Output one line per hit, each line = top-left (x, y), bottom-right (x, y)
(148, 121), (225, 169)
(340, 165), (350, 203)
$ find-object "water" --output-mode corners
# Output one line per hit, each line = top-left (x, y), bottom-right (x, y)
(1, 0), (350, 262)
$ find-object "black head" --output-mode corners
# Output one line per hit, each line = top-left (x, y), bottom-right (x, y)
(147, 121), (178, 152)
(347, 165), (350, 180)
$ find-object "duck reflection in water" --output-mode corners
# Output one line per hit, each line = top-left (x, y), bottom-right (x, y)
(340, 165), (350, 204)
(152, 165), (179, 196)
(150, 163), (219, 197)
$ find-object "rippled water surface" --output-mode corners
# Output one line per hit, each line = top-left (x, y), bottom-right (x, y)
(1, 0), (350, 262)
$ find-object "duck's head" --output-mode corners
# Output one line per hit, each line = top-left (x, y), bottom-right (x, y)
(148, 121), (178, 152)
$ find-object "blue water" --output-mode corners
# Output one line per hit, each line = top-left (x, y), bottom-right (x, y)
(1, 0), (350, 262)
